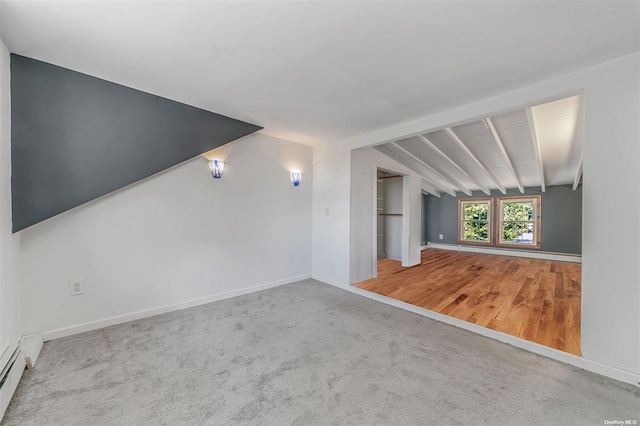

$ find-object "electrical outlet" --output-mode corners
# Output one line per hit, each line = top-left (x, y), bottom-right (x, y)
(69, 278), (85, 296)
(439, 234), (444, 240)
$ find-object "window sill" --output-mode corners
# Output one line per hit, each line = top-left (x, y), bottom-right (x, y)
(496, 242), (541, 250)
(458, 240), (493, 246)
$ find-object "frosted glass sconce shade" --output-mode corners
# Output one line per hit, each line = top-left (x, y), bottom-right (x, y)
(290, 171), (301, 186)
(208, 160), (224, 179)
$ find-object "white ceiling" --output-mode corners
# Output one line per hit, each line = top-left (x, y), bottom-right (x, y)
(375, 94), (584, 196)
(0, 1), (638, 146)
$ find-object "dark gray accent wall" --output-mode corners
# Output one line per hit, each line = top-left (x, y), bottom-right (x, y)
(423, 185), (582, 254)
(11, 54), (262, 232)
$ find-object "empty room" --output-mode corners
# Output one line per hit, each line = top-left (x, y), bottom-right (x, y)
(0, 1), (638, 425)
(356, 95), (584, 356)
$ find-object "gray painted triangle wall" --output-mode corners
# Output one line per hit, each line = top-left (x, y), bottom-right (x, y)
(11, 54), (262, 232)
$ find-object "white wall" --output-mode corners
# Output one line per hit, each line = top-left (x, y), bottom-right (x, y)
(349, 148), (421, 284)
(314, 52), (640, 378)
(311, 142), (351, 286)
(20, 133), (312, 338)
(0, 38), (22, 365)
(580, 54), (639, 374)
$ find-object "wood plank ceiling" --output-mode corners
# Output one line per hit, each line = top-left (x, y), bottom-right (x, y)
(375, 94), (584, 197)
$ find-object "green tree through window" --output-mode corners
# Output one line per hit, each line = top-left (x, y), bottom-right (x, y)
(497, 196), (541, 248)
(501, 201), (533, 242)
(459, 199), (492, 244)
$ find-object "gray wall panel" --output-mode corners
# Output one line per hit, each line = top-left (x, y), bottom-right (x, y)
(424, 185), (582, 254)
(11, 54), (261, 232)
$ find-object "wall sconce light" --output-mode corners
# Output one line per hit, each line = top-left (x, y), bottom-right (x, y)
(208, 160), (224, 179)
(290, 171), (302, 187)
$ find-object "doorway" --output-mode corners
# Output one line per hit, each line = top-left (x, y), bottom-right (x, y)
(376, 170), (403, 262)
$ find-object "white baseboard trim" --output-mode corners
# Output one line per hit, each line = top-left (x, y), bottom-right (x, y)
(21, 334), (44, 370)
(42, 274), (311, 342)
(426, 242), (581, 263)
(311, 275), (349, 290)
(316, 278), (639, 387)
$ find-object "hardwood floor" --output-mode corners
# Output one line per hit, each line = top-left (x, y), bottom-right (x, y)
(355, 249), (582, 356)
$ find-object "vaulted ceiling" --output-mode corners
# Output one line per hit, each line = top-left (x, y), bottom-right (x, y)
(0, 2), (637, 146)
(376, 95), (584, 196)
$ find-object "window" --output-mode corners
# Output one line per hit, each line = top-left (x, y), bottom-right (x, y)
(497, 196), (541, 249)
(458, 198), (493, 245)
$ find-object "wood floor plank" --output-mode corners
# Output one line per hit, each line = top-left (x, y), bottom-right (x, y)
(355, 249), (582, 356)
(521, 288), (546, 341)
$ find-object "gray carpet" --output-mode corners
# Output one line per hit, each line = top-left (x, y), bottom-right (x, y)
(2, 279), (638, 425)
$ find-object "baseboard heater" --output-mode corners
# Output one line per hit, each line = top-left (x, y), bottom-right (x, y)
(425, 242), (581, 263)
(0, 347), (19, 388)
(0, 344), (26, 420)
(0, 334), (44, 420)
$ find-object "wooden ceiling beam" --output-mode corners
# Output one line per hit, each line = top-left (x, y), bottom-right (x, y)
(419, 135), (491, 196)
(444, 127), (507, 194)
(374, 145), (457, 197)
(526, 107), (546, 192)
(485, 118), (524, 193)
(421, 180), (441, 197)
(390, 142), (472, 196)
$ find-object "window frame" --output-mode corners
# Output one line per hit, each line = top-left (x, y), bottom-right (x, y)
(496, 195), (541, 249)
(457, 198), (494, 245)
